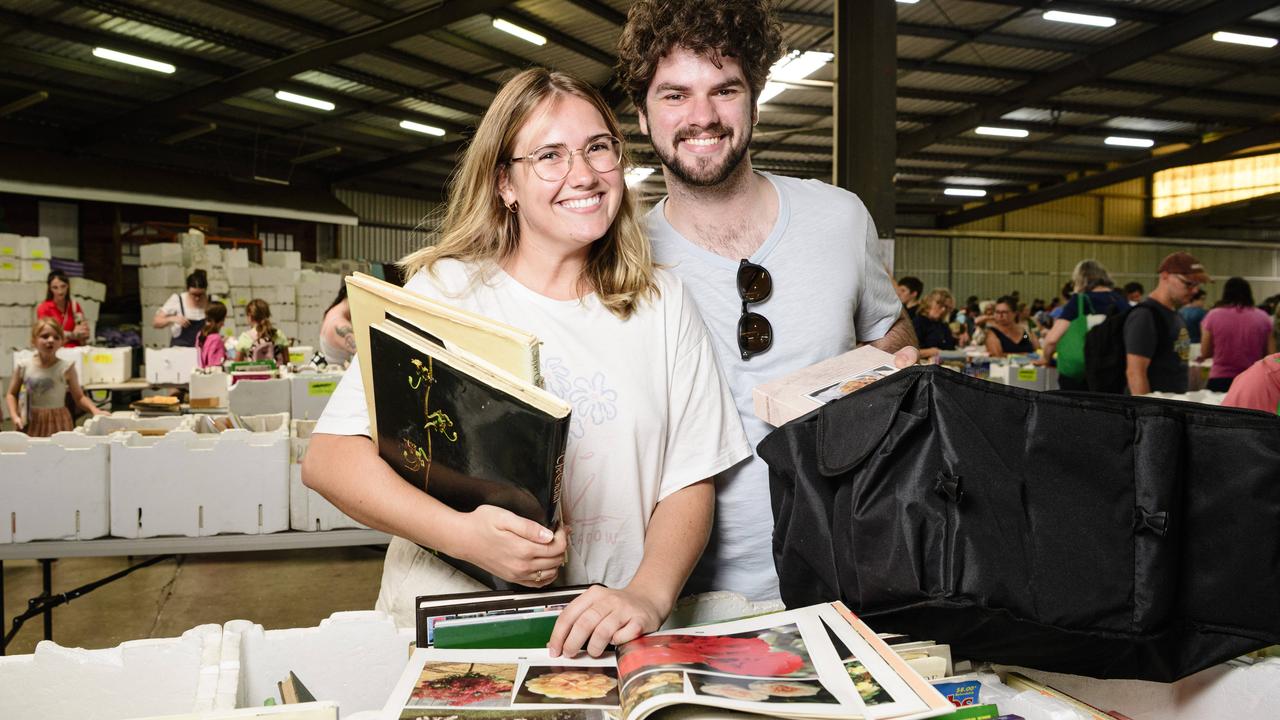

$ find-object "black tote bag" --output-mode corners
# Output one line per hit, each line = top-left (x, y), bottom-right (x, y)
(760, 366), (1280, 681)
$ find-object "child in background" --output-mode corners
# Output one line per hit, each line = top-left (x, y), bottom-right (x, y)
(197, 301), (228, 368)
(234, 299), (289, 363)
(5, 318), (106, 436)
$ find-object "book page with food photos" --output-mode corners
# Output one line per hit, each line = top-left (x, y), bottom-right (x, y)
(382, 603), (951, 720)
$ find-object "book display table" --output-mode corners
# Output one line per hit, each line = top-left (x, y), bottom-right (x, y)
(0, 529), (391, 654)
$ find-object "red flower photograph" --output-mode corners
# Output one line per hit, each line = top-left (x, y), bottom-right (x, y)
(617, 624), (815, 681)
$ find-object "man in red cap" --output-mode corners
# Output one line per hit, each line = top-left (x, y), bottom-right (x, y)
(1124, 252), (1210, 395)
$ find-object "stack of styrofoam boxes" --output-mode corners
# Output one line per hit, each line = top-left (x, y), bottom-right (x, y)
(0, 233), (18, 284)
(139, 242), (186, 349)
(108, 422), (289, 538)
(224, 248), (252, 314)
(13, 346), (86, 385)
(295, 270), (343, 351)
(289, 419), (364, 532)
(0, 272), (43, 389)
(0, 431), (110, 542)
(17, 235), (51, 284)
(256, 251), (301, 344)
(69, 275), (107, 343)
(145, 346), (199, 384)
(0, 624), (230, 719)
(81, 346), (133, 385)
(289, 370), (343, 421)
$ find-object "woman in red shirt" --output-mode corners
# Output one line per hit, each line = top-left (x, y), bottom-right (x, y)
(35, 270), (89, 348)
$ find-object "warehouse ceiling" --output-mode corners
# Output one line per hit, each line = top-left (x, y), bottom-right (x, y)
(0, 0), (1278, 232)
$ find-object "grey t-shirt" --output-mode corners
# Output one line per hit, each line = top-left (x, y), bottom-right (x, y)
(1124, 299), (1190, 393)
(646, 171), (903, 601)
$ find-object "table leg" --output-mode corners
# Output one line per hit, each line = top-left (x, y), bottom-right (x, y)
(41, 558), (53, 641)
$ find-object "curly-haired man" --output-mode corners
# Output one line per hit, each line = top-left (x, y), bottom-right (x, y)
(618, 0), (919, 601)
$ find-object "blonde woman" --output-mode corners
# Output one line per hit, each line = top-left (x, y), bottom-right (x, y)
(303, 69), (747, 658)
(1035, 259), (1127, 390)
(912, 288), (960, 359)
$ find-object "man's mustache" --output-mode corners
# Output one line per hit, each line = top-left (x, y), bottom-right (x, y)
(673, 124), (733, 148)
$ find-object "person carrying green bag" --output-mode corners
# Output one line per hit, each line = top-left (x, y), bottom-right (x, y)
(1037, 259), (1128, 391)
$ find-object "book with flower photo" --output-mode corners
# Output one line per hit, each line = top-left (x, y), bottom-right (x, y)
(382, 601), (953, 720)
(753, 346), (901, 427)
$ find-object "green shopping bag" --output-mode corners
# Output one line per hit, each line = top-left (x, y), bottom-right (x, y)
(1055, 292), (1094, 379)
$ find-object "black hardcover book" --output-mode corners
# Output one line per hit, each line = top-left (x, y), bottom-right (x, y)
(368, 320), (571, 589)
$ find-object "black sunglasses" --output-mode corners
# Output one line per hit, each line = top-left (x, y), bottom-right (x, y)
(737, 259), (773, 360)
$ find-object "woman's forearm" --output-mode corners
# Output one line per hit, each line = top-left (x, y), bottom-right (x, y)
(626, 480), (714, 619)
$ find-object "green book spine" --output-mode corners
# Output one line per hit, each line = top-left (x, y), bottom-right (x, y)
(433, 614), (560, 649)
(936, 704), (1001, 720)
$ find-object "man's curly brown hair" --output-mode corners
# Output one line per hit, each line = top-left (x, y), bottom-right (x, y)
(616, 0), (785, 112)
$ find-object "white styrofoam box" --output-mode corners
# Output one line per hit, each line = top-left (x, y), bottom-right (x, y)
(224, 266), (251, 287)
(227, 612), (411, 715)
(250, 267), (298, 287)
(296, 322), (322, 344)
(229, 378), (291, 417)
(224, 248), (249, 268)
(0, 232), (16, 257)
(0, 355), (9, 377)
(82, 346), (132, 385)
(78, 296), (101, 322)
(146, 346), (199, 384)
(190, 369), (229, 409)
(198, 245), (224, 268)
(13, 346), (86, 383)
(209, 279), (230, 296)
(289, 420), (364, 532)
(247, 285), (292, 305)
(236, 412), (290, 435)
(135, 703), (339, 720)
(276, 321), (298, 342)
(288, 371), (340, 421)
(142, 287), (180, 310)
(20, 235), (51, 259)
(0, 304), (33, 326)
(228, 287), (253, 308)
(0, 326), (31, 352)
(0, 431), (109, 543)
(140, 243), (184, 267)
(286, 346), (314, 366)
(177, 234), (205, 268)
(142, 325), (172, 348)
(262, 250), (301, 270)
(77, 413), (196, 437)
(987, 362), (1058, 392)
(141, 264), (187, 288)
(69, 276), (106, 302)
(0, 258), (17, 281)
(0, 280), (45, 305)
(0, 624), (224, 720)
(109, 428), (289, 538)
(271, 302), (296, 322)
(20, 259), (50, 283)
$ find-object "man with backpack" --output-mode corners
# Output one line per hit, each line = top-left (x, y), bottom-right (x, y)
(1124, 253), (1207, 395)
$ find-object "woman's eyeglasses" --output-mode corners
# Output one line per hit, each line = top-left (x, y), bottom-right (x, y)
(508, 136), (623, 182)
(737, 259), (773, 361)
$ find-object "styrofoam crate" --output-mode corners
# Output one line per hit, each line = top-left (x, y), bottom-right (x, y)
(229, 378), (291, 417)
(20, 259), (50, 283)
(0, 624), (226, 720)
(142, 287), (180, 311)
(0, 431), (109, 543)
(140, 265), (186, 288)
(146, 347), (198, 384)
(271, 302), (296, 322)
(0, 281), (45, 305)
(224, 266), (250, 287)
(276, 321), (298, 343)
(69, 276), (106, 302)
(289, 420), (365, 532)
(140, 243), (184, 267)
(142, 325), (172, 349)
(77, 413), (197, 437)
(226, 612), (410, 715)
(20, 236), (51, 259)
(224, 248), (249, 268)
(14, 346), (86, 383)
(109, 428), (289, 538)
(209, 279), (230, 296)
(288, 372), (339, 421)
(286, 346), (314, 366)
(190, 369), (229, 409)
(0, 305), (33, 326)
(0, 233), (16, 257)
(0, 259), (17, 281)
(0, 327), (30, 353)
(262, 251), (301, 270)
(82, 346), (132, 385)
(247, 285), (291, 305)
(79, 297), (101, 322)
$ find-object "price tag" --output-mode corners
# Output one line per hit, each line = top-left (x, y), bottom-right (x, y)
(1016, 367), (1038, 382)
(308, 381), (337, 396)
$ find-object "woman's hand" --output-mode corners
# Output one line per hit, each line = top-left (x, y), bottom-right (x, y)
(548, 584), (666, 658)
(455, 505), (566, 586)
(13, 417), (25, 432)
(172, 315), (190, 328)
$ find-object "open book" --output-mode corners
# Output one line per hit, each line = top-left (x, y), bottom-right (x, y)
(382, 601), (953, 720)
(753, 346), (900, 427)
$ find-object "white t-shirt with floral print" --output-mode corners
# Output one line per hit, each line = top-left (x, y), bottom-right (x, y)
(315, 258), (749, 594)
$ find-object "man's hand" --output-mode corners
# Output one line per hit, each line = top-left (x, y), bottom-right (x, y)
(892, 345), (919, 368)
(547, 584), (666, 658)
(456, 505), (566, 587)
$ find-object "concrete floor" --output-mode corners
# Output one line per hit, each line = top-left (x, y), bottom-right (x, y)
(2, 545), (385, 656)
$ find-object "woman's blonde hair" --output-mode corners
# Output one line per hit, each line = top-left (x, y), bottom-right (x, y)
(245, 299), (276, 345)
(1071, 259), (1114, 293)
(30, 317), (65, 344)
(920, 288), (955, 314)
(400, 68), (656, 319)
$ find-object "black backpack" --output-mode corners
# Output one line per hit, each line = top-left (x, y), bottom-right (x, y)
(1084, 300), (1167, 393)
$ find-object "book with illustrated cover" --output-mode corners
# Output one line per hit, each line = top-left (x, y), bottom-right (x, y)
(382, 601), (953, 720)
(417, 586), (593, 648)
(368, 317), (570, 588)
(347, 273), (544, 442)
(753, 346), (901, 427)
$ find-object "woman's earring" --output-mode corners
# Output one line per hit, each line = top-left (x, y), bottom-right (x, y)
(507, 200), (519, 214)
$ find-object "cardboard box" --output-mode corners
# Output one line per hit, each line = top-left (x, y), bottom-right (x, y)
(20, 259), (49, 283)
(19, 235), (50, 259)
(145, 346), (198, 384)
(0, 431), (110, 543)
(263, 251), (301, 270)
(82, 346), (132, 385)
(289, 371), (340, 420)
(109, 428), (289, 538)
(189, 369), (229, 409)
(140, 264), (186, 288)
(0, 258), (17, 282)
(228, 377), (291, 417)
(140, 243), (184, 267)
(0, 233), (16, 257)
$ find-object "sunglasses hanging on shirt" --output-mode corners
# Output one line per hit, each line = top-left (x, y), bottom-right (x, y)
(737, 259), (773, 360)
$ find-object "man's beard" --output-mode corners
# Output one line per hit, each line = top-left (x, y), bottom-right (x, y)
(651, 123), (752, 187)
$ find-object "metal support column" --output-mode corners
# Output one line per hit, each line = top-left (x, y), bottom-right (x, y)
(833, 0), (898, 238)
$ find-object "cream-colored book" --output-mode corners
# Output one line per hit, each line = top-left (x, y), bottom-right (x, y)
(346, 272), (542, 440)
(753, 346), (899, 427)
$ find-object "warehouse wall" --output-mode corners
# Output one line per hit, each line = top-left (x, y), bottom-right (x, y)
(333, 189), (438, 264)
(951, 179), (1147, 237)
(895, 229), (1280, 306)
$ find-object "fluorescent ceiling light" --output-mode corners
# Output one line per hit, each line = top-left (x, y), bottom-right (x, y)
(1105, 136), (1155, 148)
(92, 47), (175, 74)
(274, 90), (334, 111)
(625, 167), (655, 187)
(974, 126), (1029, 138)
(1213, 31), (1278, 48)
(399, 120), (446, 136)
(493, 18), (546, 45)
(896, 0), (920, 4)
(945, 187), (987, 197)
(758, 50), (833, 105)
(1043, 10), (1116, 28)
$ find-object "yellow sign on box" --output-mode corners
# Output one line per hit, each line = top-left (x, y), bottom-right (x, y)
(29, 250), (46, 259)
(308, 381), (337, 396)
(92, 353), (114, 364)
(0, 261), (13, 270)
(289, 351), (307, 364)
(1017, 367), (1038, 382)
(0, 247), (13, 256)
